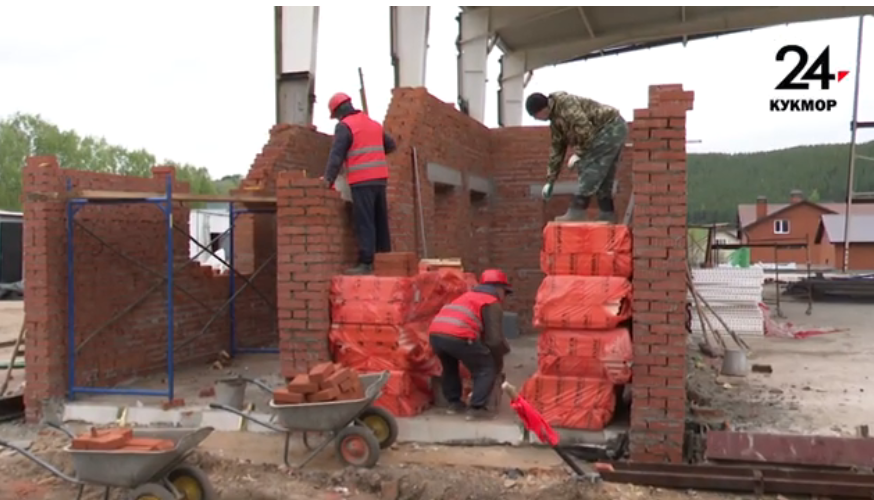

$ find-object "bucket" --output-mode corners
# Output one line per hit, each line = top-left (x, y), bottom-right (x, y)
(720, 349), (749, 377)
(214, 377), (247, 409)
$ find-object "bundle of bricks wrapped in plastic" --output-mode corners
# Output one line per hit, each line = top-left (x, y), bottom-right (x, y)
(71, 427), (174, 451)
(521, 222), (634, 430)
(328, 253), (477, 417)
(273, 362), (365, 405)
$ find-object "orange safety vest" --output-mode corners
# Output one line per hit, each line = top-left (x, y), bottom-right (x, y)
(342, 112), (389, 185)
(428, 291), (499, 341)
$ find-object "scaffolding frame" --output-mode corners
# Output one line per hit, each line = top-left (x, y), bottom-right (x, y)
(64, 177), (277, 401)
(842, 15), (873, 272)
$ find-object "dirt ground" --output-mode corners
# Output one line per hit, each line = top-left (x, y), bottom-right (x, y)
(0, 429), (756, 500)
(686, 290), (874, 436)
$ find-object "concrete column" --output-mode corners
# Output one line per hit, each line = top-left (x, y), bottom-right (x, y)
(390, 7), (430, 88)
(275, 6), (319, 126)
(498, 51), (526, 127)
(457, 8), (489, 123)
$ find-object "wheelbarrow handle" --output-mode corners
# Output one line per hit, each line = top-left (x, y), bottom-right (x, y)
(207, 403), (287, 433)
(238, 376), (275, 394)
(0, 438), (81, 484)
(44, 421), (77, 440)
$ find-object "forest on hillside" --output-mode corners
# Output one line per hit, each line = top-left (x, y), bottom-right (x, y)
(688, 139), (874, 224)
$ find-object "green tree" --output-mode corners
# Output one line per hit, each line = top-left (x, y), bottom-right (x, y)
(0, 113), (237, 210)
(808, 188), (821, 202)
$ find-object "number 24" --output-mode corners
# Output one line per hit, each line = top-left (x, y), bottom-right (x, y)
(775, 45), (835, 91)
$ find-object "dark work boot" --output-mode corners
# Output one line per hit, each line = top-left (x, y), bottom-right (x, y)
(465, 407), (495, 421)
(343, 263), (373, 276)
(445, 402), (467, 415)
(596, 211), (616, 223)
(596, 197), (616, 224)
(555, 195), (590, 223)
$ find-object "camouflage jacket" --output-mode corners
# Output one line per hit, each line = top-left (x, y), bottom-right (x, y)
(546, 92), (621, 181)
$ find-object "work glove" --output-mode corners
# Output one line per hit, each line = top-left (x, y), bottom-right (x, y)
(566, 153), (581, 171)
(541, 180), (555, 202)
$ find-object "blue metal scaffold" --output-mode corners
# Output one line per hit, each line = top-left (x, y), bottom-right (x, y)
(65, 177), (277, 401)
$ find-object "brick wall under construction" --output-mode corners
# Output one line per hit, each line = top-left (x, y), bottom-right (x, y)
(21, 83), (693, 463)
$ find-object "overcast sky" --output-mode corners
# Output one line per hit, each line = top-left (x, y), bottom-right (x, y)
(0, 5), (871, 179)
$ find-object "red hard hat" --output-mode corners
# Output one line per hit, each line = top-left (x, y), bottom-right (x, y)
(328, 92), (352, 117)
(480, 269), (511, 291)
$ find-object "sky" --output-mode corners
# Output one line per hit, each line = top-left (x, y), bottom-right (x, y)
(0, 4), (871, 179)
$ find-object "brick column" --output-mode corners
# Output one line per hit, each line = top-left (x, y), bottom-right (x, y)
(630, 84), (695, 463)
(21, 157), (68, 421)
(275, 172), (355, 378)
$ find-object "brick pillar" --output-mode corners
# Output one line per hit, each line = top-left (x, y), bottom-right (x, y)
(275, 172), (355, 378)
(630, 84), (695, 463)
(22, 157), (68, 421)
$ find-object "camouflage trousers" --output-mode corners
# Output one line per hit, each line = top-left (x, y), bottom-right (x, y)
(570, 117), (629, 209)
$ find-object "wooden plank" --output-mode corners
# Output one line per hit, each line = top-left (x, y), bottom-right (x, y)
(67, 190), (277, 204)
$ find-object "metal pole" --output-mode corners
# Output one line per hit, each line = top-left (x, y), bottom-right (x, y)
(164, 175), (175, 401)
(228, 203), (236, 357)
(841, 15), (865, 273)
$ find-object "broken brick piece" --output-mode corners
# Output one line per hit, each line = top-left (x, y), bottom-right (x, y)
(308, 362), (336, 384)
(198, 387), (216, 398)
(161, 398), (186, 411)
(339, 375), (361, 392)
(306, 387), (340, 403)
(125, 438), (175, 451)
(287, 374), (319, 394)
(273, 388), (305, 405)
(72, 428), (133, 451)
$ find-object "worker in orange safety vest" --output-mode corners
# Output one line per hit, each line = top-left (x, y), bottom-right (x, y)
(428, 269), (512, 421)
(321, 92), (398, 275)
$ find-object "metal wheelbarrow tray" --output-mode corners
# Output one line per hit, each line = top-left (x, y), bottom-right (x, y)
(210, 370), (395, 469)
(0, 423), (216, 500)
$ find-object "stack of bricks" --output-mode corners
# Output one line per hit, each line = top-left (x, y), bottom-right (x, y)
(71, 427), (174, 452)
(374, 252), (418, 277)
(275, 171), (356, 378)
(629, 84), (694, 463)
(273, 362), (365, 405)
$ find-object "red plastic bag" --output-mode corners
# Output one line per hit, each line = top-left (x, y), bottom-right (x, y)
(540, 251), (632, 278)
(330, 276), (415, 325)
(542, 222), (631, 254)
(520, 372), (616, 430)
(533, 276), (632, 330)
(537, 328), (632, 384)
(372, 370), (432, 417)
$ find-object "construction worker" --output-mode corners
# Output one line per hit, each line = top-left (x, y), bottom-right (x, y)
(525, 91), (628, 223)
(321, 92), (397, 275)
(428, 269), (512, 421)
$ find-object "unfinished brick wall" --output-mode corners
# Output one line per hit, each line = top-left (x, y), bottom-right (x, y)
(22, 158), (274, 421)
(276, 171), (356, 377)
(629, 84), (694, 463)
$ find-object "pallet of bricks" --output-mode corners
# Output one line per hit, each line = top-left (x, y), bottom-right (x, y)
(328, 252), (477, 417)
(521, 222), (634, 430)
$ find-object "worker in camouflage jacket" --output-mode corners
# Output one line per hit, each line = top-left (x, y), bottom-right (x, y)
(526, 91), (628, 223)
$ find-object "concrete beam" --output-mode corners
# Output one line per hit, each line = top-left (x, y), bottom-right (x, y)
(518, 6), (874, 72)
(528, 181), (578, 199)
(427, 162), (463, 188)
(498, 51), (526, 127)
(275, 6), (319, 126)
(390, 7), (431, 88)
(457, 8), (489, 123)
(468, 174), (494, 196)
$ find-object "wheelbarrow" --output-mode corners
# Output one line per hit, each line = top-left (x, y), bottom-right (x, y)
(209, 370), (397, 469)
(0, 422), (216, 500)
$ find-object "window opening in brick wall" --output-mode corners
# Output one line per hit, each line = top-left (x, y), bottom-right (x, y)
(773, 219), (790, 235)
(469, 191), (487, 205)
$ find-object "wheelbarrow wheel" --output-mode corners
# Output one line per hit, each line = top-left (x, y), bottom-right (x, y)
(127, 482), (175, 500)
(168, 464), (218, 500)
(356, 406), (398, 449)
(335, 425), (380, 468)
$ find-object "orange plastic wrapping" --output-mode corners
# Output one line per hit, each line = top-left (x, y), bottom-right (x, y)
(372, 370), (432, 417)
(537, 329), (632, 384)
(520, 373), (616, 430)
(533, 276), (632, 330)
(542, 222), (631, 254)
(330, 276), (415, 325)
(540, 223), (631, 278)
(539, 252), (632, 278)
